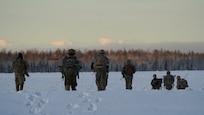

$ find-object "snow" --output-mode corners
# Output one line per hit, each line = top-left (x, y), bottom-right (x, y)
(0, 71), (204, 115)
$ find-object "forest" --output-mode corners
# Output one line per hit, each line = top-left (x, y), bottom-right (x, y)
(0, 48), (204, 73)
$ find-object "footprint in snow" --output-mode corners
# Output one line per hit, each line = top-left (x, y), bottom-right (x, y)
(25, 92), (48, 114)
(66, 103), (80, 110)
(95, 98), (102, 103)
(87, 103), (97, 112)
(77, 92), (89, 98)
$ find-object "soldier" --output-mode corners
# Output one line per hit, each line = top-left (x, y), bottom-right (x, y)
(176, 76), (188, 90)
(91, 49), (109, 91)
(151, 74), (162, 90)
(163, 71), (175, 90)
(61, 49), (82, 91)
(121, 59), (136, 90)
(12, 53), (29, 91)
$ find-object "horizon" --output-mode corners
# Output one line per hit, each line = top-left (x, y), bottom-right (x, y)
(1, 0), (204, 53)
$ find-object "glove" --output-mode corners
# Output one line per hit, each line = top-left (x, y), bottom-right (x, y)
(25, 73), (29, 77)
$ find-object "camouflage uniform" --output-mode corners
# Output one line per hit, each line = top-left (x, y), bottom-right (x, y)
(163, 71), (175, 90)
(176, 76), (188, 90)
(122, 59), (136, 90)
(62, 49), (82, 91)
(151, 74), (162, 90)
(12, 53), (29, 91)
(91, 49), (109, 91)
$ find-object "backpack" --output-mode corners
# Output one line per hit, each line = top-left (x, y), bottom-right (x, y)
(178, 79), (188, 88)
(65, 57), (77, 68)
(13, 59), (25, 73)
(152, 78), (162, 89)
(164, 75), (174, 86)
(93, 55), (108, 70)
(62, 56), (77, 78)
(124, 64), (135, 75)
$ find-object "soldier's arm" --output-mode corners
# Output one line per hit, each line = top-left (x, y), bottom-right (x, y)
(24, 60), (29, 77)
(91, 62), (94, 70)
(132, 65), (136, 73)
(151, 80), (154, 86)
(121, 67), (126, 77)
(106, 57), (110, 72)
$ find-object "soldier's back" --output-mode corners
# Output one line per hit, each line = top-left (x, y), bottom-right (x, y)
(123, 64), (135, 75)
(13, 59), (25, 73)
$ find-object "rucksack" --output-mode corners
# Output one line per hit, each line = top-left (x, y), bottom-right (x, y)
(93, 55), (108, 69)
(152, 78), (162, 89)
(62, 56), (77, 78)
(178, 79), (188, 88)
(124, 64), (135, 75)
(65, 57), (77, 68)
(164, 75), (174, 89)
(13, 59), (25, 73)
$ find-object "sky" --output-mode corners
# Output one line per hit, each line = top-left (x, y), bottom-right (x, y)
(0, 0), (204, 52)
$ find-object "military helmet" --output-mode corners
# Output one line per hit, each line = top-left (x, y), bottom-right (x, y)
(177, 76), (181, 79)
(127, 59), (131, 64)
(17, 53), (23, 59)
(153, 74), (157, 78)
(68, 48), (75, 55)
(99, 49), (105, 55)
(167, 71), (170, 74)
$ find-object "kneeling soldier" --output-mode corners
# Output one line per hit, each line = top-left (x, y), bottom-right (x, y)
(151, 74), (162, 90)
(176, 76), (188, 90)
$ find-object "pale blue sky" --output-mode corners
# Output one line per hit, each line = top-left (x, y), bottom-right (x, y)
(0, 0), (204, 52)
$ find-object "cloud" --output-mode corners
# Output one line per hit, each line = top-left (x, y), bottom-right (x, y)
(99, 38), (112, 45)
(99, 38), (124, 45)
(51, 40), (72, 47)
(117, 40), (124, 44)
(0, 40), (8, 47)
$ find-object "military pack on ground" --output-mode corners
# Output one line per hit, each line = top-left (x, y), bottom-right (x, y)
(176, 76), (189, 89)
(151, 71), (189, 90)
(151, 74), (162, 90)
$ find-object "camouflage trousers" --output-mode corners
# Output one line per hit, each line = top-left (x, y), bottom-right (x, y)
(15, 73), (25, 91)
(124, 75), (133, 90)
(64, 76), (77, 91)
(95, 69), (108, 91)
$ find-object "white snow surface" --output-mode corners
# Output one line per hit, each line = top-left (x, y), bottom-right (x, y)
(0, 71), (204, 115)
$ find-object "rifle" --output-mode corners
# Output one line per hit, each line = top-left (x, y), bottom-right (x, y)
(57, 65), (65, 80)
(77, 71), (80, 79)
(58, 65), (63, 71)
(120, 73), (125, 80)
(120, 74), (125, 80)
(47, 58), (60, 60)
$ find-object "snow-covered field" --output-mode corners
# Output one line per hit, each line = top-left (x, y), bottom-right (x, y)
(0, 71), (204, 115)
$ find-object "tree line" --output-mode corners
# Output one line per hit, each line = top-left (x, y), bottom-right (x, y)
(0, 48), (204, 73)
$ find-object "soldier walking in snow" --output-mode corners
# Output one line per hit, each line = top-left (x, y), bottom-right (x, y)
(121, 59), (136, 90)
(61, 49), (82, 91)
(12, 53), (29, 91)
(91, 49), (109, 91)
(163, 71), (175, 90)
